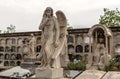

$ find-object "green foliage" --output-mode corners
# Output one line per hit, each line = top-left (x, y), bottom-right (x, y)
(4, 24), (16, 33)
(0, 30), (1, 34)
(99, 8), (120, 27)
(67, 23), (73, 29)
(64, 61), (86, 70)
(105, 59), (117, 71)
(104, 57), (120, 71)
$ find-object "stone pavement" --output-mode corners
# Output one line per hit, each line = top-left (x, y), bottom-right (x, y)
(75, 70), (120, 79)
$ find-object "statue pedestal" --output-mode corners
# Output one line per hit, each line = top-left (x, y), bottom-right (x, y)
(36, 68), (63, 79)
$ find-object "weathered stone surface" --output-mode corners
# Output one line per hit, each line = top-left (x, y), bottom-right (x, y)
(38, 7), (69, 69)
(75, 70), (106, 79)
(102, 71), (120, 79)
(36, 68), (63, 79)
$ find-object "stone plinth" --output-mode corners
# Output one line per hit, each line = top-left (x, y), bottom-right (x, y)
(36, 68), (63, 79)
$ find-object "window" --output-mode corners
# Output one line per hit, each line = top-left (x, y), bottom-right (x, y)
(85, 45), (89, 52)
(0, 46), (4, 52)
(5, 54), (10, 60)
(5, 46), (10, 52)
(11, 54), (16, 60)
(10, 61), (15, 66)
(76, 45), (83, 53)
(4, 61), (9, 66)
(76, 55), (82, 60)
(36, 45), (41, 52)
(23, 38), (29, 44)
(67, 36), (74, 43)
(0, 54), (3, 59)
(0, 39), (5, 45)
(11, 38), (16, 44)
(16, 54), (22, 60)
(17, 47), (22, 53)
(36, 37), (41, 44)
(18, 38), (23, 45)
(16, 61), (21, 66)
(11, 46), (16, 52)
(6, 39), (11, 45)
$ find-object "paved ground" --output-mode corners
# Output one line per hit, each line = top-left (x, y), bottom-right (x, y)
(75, 70), (120, 79)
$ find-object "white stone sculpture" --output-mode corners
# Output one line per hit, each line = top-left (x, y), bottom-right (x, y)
(28, 34), (36, 58)
(39, 7), (69, 68)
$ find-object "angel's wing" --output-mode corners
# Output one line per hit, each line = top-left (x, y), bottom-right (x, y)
(56, 10), (67, 27)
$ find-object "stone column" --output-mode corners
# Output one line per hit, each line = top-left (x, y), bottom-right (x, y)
(105, 35), (108, 65)
(86, 36), (92, 69)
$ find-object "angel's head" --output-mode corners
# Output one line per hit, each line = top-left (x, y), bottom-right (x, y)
(43, 7), (53, 17)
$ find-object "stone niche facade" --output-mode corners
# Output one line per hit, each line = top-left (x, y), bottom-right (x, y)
(0, 25), (120, 70)
(0, 31), (41, 70)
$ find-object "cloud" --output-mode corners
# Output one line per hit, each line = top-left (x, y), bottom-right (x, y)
(0, 0), (120, 32)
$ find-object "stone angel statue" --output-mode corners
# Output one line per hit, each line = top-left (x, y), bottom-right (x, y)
(38, 7), (69, 68)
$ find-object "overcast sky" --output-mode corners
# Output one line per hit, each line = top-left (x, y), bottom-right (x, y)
(0, 0), (120, 32)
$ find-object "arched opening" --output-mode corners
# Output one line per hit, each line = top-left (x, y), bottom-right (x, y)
(17, 38), (23, 45)
(11, 46), (16, 52)
(10, 61), (15, 66)
(5, 46), (10, 52)
(36, 37), (41, 44)
(6, 38), (11, 45)
(17, 46), (22, 53)
(4, 61), (9, 66)
(0, 39), (5, 45)
(11, 38), (16, 44)
(11, 54), (16, 60)
(93, 28), (105, 45)
(76, 45), (83, 53)
(16, 61), (21, 66)
(0, 61), (3, 66)
(67, 35), (74, 43)
(23, 54), (27, 59)
(4, 54), (10, 60)
(36, 45), (41, 52)
(85, 45), (89, 53)
(23, 38), (29, 44)
(16, 54), (22, 60)
(0, 46), (4, 52)
(0, 54), (4, 59)
(75, 55), (82, 61)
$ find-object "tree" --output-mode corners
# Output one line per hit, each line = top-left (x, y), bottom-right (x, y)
(67, 23), (73, 29)
(4, 24), (16, 33)
(99, 8), (120, 27)
(0, 30), (1, 34)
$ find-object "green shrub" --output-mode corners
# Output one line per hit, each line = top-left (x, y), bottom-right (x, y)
(105, 58), (117, 71)
(64, 61), (86, 70)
